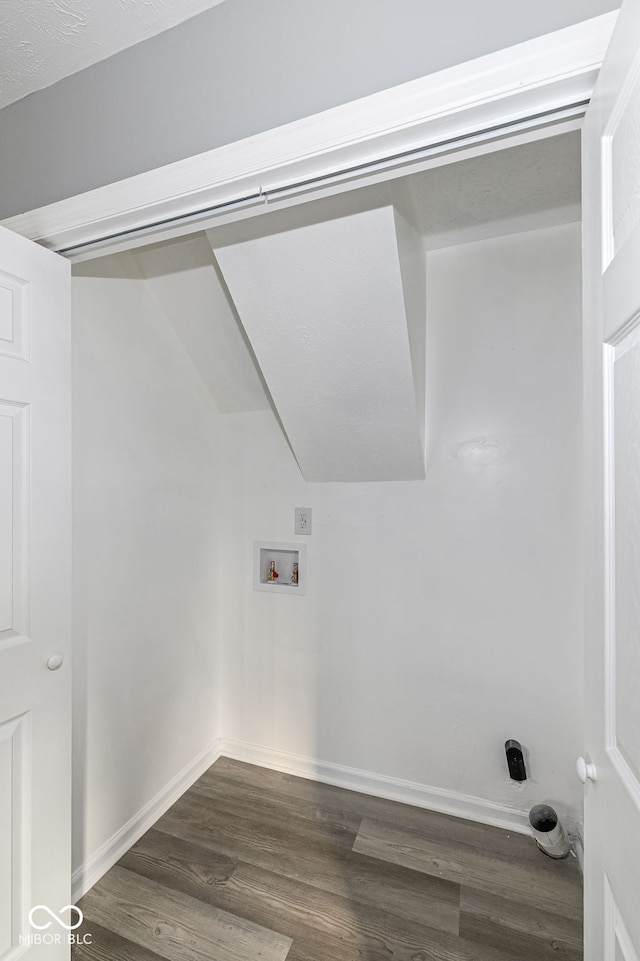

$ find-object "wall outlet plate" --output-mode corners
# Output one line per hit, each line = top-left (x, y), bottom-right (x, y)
(295, 507), (312, 535)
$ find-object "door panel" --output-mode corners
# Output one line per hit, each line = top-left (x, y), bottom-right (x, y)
(583, 0), (640, 954)
(607, 55), (640, 265)
(0, 412), (12, 632)
(0, 724), (13, 957)
(0, 402), (28, 641)
(0, 715), (29, 960)
(0, 226), (71, 960)
(0, 270), (29, 362)
(605, 877), (640, 961)
(610, 324), (640, 801)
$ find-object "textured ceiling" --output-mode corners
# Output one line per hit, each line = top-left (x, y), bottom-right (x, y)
(0, 0), (230, 110)
(407, 130), (581, 248)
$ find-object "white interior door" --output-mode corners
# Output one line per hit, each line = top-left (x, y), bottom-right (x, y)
(583, 1), (640, 957)
(0, 226), (71, 959)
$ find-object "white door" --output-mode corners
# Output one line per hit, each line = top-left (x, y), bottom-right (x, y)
(583, 0), (640, 957)
(0, 226), (71, 960)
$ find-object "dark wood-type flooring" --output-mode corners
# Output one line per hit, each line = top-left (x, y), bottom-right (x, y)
(74, 757), (584, 961)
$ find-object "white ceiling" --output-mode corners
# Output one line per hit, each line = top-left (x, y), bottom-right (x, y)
(0, 0), (230, 110)
(407, 131), (581, 248)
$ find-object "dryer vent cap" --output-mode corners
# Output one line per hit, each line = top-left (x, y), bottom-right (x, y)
(529, 804), (558, 833)
(504, 739), (527, 781)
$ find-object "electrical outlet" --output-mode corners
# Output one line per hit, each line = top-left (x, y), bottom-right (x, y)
(295, 507), (312, 535)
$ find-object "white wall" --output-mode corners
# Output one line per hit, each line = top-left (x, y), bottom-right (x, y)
(70, 219), (584, 893)
(71, 255), (221, 886)
(217, 222), (584, 825)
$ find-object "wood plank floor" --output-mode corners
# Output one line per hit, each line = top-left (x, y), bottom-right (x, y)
(74, 757), (584, 961)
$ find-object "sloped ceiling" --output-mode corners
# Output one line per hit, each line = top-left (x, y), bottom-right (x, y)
(209, 193), (426, 482)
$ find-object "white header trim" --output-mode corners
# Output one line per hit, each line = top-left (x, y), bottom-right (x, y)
(2, 13), (617, 257)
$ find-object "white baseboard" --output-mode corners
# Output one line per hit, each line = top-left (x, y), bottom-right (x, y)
(71, 741), (220, 901)
(73, 736), (582, 901)
(218, 737), (532, 836)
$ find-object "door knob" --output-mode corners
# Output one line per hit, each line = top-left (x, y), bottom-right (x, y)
(47, 654), (64, 671)
(576, 756), (597, 783)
